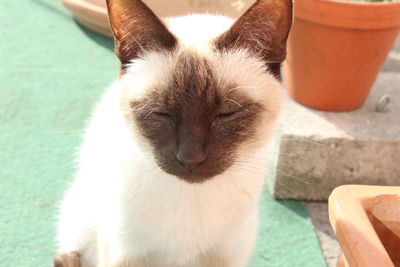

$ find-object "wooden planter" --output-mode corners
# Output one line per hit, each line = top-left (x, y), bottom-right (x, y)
(60, 0), (254, 37)
(329, 185), (400, 267)
(61, 0), (112, 37)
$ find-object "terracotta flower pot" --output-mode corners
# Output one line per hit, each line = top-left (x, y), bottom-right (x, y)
(284, 0), (400, 111)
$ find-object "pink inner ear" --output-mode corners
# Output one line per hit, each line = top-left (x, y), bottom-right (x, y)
(214, 0), (293, 63)
(106, 0), (177, 68)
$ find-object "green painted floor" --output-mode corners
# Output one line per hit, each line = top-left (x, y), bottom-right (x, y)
(0, 0), (325, 266)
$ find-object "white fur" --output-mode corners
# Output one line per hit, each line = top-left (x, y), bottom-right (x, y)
(57, 15), (283, 267)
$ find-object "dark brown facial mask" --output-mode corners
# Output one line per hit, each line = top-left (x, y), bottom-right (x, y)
(129, 52), (263, 182)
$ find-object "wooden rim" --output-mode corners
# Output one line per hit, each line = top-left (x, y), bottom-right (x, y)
(61, 0), (112, 37)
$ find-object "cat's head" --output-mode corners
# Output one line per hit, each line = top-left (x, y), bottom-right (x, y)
(106, 0), (293, 182)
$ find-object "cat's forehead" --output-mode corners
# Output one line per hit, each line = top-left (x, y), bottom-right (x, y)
(122, 48), (279, 106)
(167, 51), (219, 105)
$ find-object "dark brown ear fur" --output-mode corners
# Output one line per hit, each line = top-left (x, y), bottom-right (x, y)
(214, 0), (293, 77)
(106, 0), (177, 69)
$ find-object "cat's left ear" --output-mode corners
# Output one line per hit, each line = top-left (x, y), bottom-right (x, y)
(106, 0), (177, 69)
(214, 0), (293, 77)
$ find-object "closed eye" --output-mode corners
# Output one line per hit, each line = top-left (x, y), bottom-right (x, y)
(215, 109), (242, 119)
(153, 112), (172, 119)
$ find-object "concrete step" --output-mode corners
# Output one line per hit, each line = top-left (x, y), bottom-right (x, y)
(267, 71), (400, 201)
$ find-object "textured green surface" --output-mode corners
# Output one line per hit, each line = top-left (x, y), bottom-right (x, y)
(0, 0), (325, 266)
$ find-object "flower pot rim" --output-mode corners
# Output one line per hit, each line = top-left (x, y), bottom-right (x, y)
(294, 0), (400, 29)
(321, 0), (400, 7)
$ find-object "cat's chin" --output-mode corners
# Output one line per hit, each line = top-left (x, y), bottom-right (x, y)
(175, 172), (220, 184)
(157, 162), (228, 183)
(155, 157), (233, 184)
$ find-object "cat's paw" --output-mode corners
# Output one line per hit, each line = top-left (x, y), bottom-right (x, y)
(54, 252), (81, 267)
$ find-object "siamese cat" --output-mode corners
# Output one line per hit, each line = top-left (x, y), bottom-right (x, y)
(54, 0), (292, 266)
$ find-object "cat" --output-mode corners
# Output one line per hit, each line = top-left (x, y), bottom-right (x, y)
(54, 0), (292, 266)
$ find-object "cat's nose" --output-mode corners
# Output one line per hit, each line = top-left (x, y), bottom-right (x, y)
(176, 150), (206, 171)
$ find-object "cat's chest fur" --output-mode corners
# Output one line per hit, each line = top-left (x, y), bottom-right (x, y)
(116, 166), (264, 261)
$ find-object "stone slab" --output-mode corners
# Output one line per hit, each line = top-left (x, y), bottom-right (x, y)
(267, 71), (400, 201)
(382, 35), (400, 72)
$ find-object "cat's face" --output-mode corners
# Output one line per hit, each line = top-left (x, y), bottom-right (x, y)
(123, 51), (275, 182)
(107, 0), (293, 182)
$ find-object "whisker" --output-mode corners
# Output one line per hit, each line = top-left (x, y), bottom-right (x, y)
(276, 181), (297, 194)
(143, 109), (158, 120)
(281, 136), (329, 148)
(225, 98), (247, 111)
(45, 129), (85, 134)
(227, 85), (258, 93)
(274, 189), (290, 208)
(120, 22), (144, 52)
(276, 170), (311, 184)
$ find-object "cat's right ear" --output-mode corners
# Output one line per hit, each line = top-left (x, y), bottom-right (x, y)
(106, 0), (177, 69)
